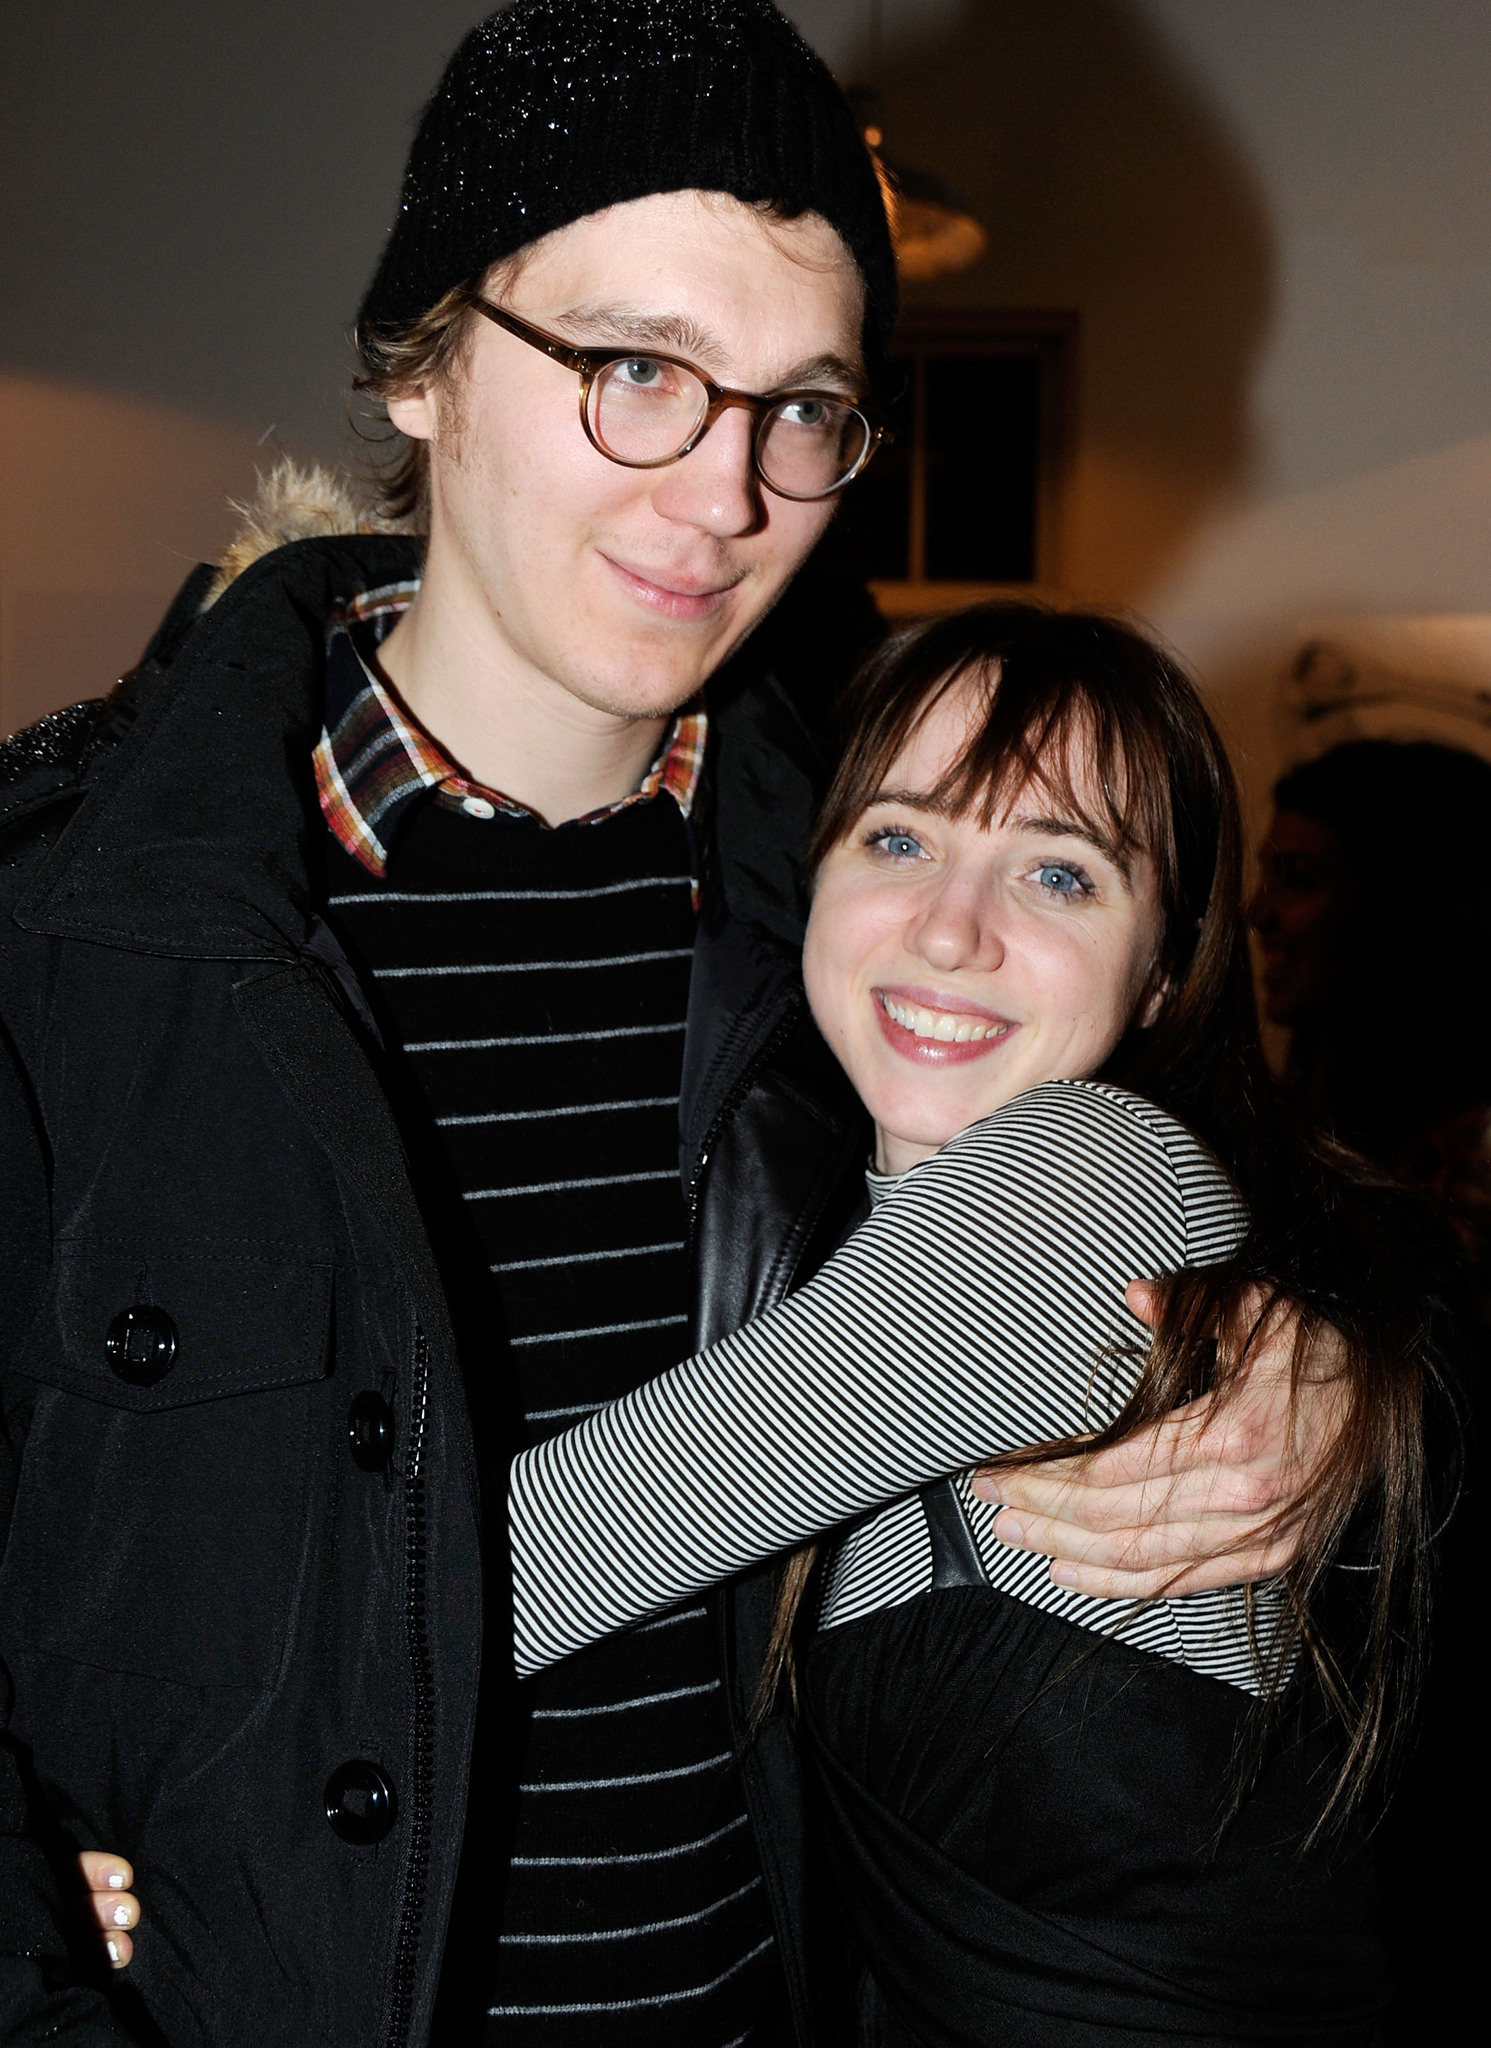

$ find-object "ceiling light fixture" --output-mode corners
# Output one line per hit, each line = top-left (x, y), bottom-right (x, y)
(852, 2), (987, 282)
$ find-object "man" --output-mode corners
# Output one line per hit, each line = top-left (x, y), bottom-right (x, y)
(0, 6), (1336, 2044)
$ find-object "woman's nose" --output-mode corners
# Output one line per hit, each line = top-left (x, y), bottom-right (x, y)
(649, 407), (763, 539)
(905, 877), (1005, 976)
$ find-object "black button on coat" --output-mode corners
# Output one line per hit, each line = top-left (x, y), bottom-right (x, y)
(0, 532), (874, 2048)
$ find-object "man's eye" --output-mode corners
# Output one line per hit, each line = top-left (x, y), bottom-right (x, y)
(614, 357), (665, 389)
(777, 397), (830, 429)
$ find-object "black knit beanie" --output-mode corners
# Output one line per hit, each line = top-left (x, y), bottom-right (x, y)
(358, 0), (897, 358)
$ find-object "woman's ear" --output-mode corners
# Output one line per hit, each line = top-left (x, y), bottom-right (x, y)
(1138, 976), (1171, 1030)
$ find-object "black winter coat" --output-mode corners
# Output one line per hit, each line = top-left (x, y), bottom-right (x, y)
(0, 535), (871, 2048)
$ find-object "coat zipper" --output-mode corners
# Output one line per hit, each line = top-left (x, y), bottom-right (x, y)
(386, 1324), (434, 2048)
(685, 995), (801, 1243)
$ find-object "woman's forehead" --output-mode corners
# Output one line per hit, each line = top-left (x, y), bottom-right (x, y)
(880, 679), (1114, 815)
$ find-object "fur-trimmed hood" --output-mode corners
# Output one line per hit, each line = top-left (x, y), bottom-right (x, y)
(203, 458), (413, 607)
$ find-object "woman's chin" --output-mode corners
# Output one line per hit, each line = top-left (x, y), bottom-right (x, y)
(869, 1077), (1037, 1164)
(871, 1103), (988, 1170)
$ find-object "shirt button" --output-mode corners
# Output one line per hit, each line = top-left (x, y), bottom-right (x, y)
(461, 795), (496, 820)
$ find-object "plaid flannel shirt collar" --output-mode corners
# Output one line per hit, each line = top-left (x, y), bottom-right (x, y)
(313, 582), (708, 878)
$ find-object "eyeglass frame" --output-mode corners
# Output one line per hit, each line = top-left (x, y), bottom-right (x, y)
(459, 289), (890, 502)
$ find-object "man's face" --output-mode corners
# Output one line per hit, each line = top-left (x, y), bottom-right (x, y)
(1245, 809), (1352, 1027)
(390, 190), (867, 722)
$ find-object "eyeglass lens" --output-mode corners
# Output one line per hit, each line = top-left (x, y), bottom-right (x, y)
(588, 356), (870, 499)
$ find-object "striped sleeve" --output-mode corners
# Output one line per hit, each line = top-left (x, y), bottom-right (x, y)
(509, 1080), (1246, 1677)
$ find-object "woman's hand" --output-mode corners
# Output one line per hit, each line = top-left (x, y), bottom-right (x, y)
(77, 1851), (139, 1968)
(971, 1282), (1346, 1596)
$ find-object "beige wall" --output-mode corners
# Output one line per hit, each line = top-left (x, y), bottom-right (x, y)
(0, 379), (260, 734)
(0, 1), (487, 734)
(6, 0), (1491, 827)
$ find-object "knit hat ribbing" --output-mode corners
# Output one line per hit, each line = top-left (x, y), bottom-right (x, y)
(358, 0), (897, 358)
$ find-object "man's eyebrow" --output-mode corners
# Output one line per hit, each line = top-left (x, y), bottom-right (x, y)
(772, 349), (866, 394)
(554, 302), (718, 360)
(553, 302), (864, 393)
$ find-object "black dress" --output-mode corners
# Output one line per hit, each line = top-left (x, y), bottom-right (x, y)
(802, 1483), (1385, 2048)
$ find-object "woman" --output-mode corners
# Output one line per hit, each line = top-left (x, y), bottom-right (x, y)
(509, 606), (1435, 2044)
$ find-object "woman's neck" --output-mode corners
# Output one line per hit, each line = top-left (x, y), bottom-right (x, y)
(874, 1126), (941, 1175)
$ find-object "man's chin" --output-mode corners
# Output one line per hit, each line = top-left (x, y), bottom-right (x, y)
(566, 621), (751, 719)
(559, 655), (716, 724)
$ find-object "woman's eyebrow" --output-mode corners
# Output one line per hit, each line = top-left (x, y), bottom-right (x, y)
(864, 795), (1134, 883)
(1013, 811), (1133, 881)
(866, 789), (955, 818)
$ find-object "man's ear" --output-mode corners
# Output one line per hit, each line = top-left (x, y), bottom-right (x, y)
(387, 385), (437, 443)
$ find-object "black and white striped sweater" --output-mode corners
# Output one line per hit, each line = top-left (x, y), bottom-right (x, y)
(513, 1080), (1283, 1696)
(325, 789), (777, 2045)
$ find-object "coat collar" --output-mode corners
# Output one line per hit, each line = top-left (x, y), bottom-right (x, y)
(13, 532), (826, 966)
(15, 533), (423, 960)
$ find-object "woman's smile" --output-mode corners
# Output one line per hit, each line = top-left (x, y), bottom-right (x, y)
(873, 985), (1019, 1064)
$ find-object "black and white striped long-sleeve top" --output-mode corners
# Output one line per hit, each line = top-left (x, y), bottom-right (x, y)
(513, 1079), (1282, 1696)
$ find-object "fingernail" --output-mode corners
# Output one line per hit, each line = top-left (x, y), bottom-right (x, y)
(113, 1904), (131, 1927)
(970, 1474), (997, 1501)
(994, 1515), (1025, 1547)
(105, 1939), (121, 1966)
(107, 1872), (126, 1890)
(1050, 1562), (1079, 1587)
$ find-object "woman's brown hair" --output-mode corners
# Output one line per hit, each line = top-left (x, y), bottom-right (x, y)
(760, 602), (1442, 1834)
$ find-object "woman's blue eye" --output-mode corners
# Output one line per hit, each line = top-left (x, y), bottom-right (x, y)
(866, 827), (926, 861)
(1036, 861), (1090, 898)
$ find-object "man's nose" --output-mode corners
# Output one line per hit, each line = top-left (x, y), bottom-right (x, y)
(649, 406), (763, 539)
(905, 875), (1006, 976)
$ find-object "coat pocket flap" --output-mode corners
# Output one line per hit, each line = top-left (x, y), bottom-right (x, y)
(20, 1240), (333, 1412)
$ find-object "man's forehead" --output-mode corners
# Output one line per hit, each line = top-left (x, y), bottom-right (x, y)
(495, 191), (866, 383)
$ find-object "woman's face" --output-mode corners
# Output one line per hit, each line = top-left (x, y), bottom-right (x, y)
(804, 681), (1166, 1173)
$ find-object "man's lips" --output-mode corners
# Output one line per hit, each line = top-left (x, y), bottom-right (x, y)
(600, 552), (742, 622)
(873, 986), (1019, 1066)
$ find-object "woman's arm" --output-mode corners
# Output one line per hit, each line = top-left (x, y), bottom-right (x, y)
(512, 1082), (1242, 1673)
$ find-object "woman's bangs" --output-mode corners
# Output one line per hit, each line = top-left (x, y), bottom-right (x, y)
(931, 673), (1162, 872)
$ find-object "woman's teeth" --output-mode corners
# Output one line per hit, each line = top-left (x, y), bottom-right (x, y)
(880, 995), (1005, 1044)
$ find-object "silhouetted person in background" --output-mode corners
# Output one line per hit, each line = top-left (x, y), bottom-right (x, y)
(1250, 738), (1491, 1285)
(1252, 737), (1487, 2041)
